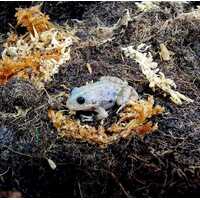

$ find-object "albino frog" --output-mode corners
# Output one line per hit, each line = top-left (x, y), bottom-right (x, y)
(66, 76), (139, 120)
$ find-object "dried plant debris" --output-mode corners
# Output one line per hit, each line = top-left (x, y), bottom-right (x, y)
(135, 1), (159, 12)
(15, 5), (53, 34)
(0, 5), (74, 88)
(159, 43), (174, 61)
(78, 9), (132, 46)
(49, 96), (164, 148)
(113, 9), (132, 29)
(174, 5), (200, 22)
(122, 45), (194, 105)
(0, 107), (30, 120)
(157, 6), (200, 37)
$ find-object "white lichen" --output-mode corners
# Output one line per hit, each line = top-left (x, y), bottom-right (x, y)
(122, 46), (193, 105)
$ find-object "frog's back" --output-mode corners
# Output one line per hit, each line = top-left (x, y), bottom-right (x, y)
(99, 76), (128, 86)
(84, 80), (119, 108)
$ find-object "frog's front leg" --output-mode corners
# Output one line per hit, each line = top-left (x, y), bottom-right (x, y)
(95, 106), (108, 120)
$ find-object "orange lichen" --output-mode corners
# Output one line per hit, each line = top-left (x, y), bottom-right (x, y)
(0, 6), (73, 88)
(48, 110), (108, 146)
(135, 122), (158, 136)
(0, 5), (73, 87)
(0, 49), (62, 85)
(108, 96), (164, 138)
(15, 5), (53, 34)
(48, 96), (165, 148)
(0, 56), (39, 84)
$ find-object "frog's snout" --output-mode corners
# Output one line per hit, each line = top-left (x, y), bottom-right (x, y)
(66, 96), (75, 110)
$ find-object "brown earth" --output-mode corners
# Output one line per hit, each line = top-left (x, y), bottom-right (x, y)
(0, 1), (200, 197)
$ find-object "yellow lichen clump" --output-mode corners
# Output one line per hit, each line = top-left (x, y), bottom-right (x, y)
(0, 5), (73, 88)
(48, 96), (164, 148)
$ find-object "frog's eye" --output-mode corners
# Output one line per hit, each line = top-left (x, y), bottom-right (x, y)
(77, 96), (85, 104)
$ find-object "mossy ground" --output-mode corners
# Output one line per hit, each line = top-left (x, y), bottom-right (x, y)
(0, 2), (200, 197)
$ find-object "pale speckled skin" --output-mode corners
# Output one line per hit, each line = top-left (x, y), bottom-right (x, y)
(66, 76), (139, 120)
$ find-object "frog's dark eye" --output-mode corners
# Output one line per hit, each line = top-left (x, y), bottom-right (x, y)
(77, 96), (85, 104)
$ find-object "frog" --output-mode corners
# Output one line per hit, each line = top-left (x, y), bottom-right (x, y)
(66, 76), (139, 120)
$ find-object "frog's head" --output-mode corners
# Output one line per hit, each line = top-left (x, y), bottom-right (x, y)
(66, 87), (96, 111)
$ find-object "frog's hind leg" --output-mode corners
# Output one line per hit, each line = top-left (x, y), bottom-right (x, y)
(116, 86), (139, 113)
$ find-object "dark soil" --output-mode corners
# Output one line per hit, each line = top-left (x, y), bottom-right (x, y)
(0, 1), (200, 198)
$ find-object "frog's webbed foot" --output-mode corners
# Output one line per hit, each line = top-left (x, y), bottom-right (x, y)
(79, 107), (108, 122)
(95, 107), (108, 120)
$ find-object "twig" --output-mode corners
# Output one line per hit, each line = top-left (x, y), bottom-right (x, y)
(2, 145), (32, 158)
(0, 167), (10, 177)
(77, 181), (83, 198)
